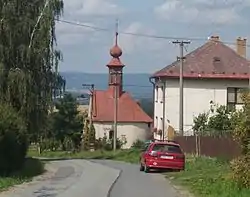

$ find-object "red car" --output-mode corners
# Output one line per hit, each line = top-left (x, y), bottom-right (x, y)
(139, 141), (185, 173)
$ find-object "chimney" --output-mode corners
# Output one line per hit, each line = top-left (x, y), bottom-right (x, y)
(209, 35), (220, 42)
(236, 37), (247, 58)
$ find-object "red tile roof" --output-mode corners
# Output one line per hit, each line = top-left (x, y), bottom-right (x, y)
(92, 89), (152, 123)
(152, 40), (250, 79)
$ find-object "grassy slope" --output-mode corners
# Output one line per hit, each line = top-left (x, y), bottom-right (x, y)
(0, 158), (44, 191)
(166, 156), (250, 197)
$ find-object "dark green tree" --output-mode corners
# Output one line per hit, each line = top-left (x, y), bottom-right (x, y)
(0, 103), (27, 175)
(51, 94), (83, 151)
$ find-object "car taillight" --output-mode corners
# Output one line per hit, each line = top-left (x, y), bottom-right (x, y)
(149, 151), (158, 157)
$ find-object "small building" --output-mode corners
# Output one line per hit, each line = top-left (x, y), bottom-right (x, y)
(90, 34), (152, 148)
(151, 36), (250, 137)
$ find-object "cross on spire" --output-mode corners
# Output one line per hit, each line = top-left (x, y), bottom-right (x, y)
(115, 19), (119, 46)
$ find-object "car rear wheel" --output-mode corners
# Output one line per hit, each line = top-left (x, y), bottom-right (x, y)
(144, 165), (150, 173)
(139, 163), (144, 171)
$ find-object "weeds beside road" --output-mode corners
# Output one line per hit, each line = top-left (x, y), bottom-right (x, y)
(28, 149), (140, 163)
(0, 158), (44, 191)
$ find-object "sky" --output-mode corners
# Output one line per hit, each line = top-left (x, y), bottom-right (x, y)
(56, 0), (250, 73)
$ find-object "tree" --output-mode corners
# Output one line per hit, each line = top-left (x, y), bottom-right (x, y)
(0, 0), (64, 144)
(51, 94), (83, 151)
(193, 105), (235, 136)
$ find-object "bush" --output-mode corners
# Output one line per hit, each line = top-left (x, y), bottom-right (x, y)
(0, 103), (28, 175)
(95, 137), (124, 150)
(231, 155), (250, 188)
(131, 139), (145, 149)
(40, 138), (60, 152)
(231, 92), (250, 188)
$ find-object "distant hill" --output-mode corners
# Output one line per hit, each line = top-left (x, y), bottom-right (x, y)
(61, 72), (153, 100)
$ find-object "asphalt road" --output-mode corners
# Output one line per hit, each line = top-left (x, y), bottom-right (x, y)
(0, 159), (183, 197)
(0, 160), (119, 197)
(92, 160), (181, 197)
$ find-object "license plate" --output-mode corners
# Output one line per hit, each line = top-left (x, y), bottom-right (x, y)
(161, 156), (173, 159)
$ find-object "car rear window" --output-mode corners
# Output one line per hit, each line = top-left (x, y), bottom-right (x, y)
(152, 144), (182, 154)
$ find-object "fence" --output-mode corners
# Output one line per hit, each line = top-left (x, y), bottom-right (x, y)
(174, 136), (241, 160)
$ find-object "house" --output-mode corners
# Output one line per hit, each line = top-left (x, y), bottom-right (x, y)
(151, 36), (250, 137)
(90, 34), (152, 148)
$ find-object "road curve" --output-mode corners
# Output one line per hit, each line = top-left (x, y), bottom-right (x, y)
(92, 160), (182, 197)
(0, 159), (120, 197)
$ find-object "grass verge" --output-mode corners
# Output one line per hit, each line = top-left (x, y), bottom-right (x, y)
(166, 156), (250, 197)
(0, 158), (45, 191)
(28, 149), (140, 163)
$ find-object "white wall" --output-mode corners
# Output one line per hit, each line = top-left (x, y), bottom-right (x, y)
(154, 78), (248, 136)
(93, 122), (151, 149)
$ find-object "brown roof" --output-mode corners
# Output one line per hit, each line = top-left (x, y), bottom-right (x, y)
(92, 89), (152, 123)
(152, 41), (250, 79)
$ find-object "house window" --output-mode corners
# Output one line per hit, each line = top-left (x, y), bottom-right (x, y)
(155, 116), (158, 128)
(160, 86), (164, 103)
(227, 87), (246, 110)
(155, 86), (159, 102)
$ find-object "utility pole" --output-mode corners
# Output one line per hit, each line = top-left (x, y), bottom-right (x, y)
(113, 76), (118, 151)
(172, 40), (190, 136)
(82, 83), (94, 128)
(111, 19), (120, 152)
(162, 83), (166, 140)
(109, 71), (119, 151)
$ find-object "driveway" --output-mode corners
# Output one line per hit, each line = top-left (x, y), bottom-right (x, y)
(0, 159), (183, 197)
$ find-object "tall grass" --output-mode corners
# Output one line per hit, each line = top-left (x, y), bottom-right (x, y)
(167, 156), (250, 197)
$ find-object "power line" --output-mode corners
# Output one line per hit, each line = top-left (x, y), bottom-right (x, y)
(56, 18), (250, 47)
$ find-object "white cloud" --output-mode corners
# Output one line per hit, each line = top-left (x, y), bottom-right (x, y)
(119, 22), (164, 54)
(64, 0), (123, 17)
(154, 0), (250, 25)
(56, 21), (96, 45)
(56, 0), (123, 45)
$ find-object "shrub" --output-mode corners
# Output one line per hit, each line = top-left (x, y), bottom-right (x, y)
(0, 103), (28, 175)
(231, 155), (250, 188)
(231, 92), (250, 188)
(94, 137), (124, 151)
(40, 138), (60, 152)
(131, 139), (145, 149)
